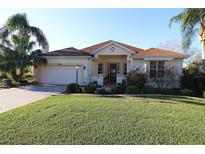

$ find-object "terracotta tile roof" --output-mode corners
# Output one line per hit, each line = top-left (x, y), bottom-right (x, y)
(81, 40), (112, 53)
(81, 40), (144, 53)
(43, 47), (92, 57)
(115, 41), (145, 53)
(132, 48), (190, 57)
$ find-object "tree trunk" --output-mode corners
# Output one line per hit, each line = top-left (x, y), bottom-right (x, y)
(20, 67), (24, 81)
(11, 70), (17, 81)
(199, 22), (205, 69)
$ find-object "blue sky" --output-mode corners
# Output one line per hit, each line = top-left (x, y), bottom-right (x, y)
(0, 9), (200, 51)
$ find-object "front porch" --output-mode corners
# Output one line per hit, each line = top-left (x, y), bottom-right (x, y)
(90, 55), (128, 86)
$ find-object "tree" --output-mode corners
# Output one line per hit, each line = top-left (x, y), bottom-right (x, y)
(158, 39), (201, 66)
(169, 9), (205, 68)
(0, 13), (48, 81)
(181, 60), (205, 95)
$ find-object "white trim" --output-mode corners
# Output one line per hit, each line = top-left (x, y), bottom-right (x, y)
(91, 41), (135, 55)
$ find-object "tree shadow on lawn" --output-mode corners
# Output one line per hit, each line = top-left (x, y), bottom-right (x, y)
(99, 94), (205, 107)
(134, 96), (205, 107)
(99, 95), (124, 99)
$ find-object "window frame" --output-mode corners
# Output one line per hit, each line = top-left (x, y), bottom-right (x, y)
(98, 63), (104, 74)
(149, 61), (165, 79)
(123, 63), (127, 75)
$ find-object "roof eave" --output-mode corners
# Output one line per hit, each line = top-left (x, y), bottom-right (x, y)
(43, 55), (92, 59)
(130, 55), (190, 59)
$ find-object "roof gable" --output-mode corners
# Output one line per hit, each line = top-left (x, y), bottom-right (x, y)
(81, 40), (144, 54)
(93, 43), (135, 56)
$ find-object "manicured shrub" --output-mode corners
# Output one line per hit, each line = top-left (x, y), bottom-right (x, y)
(127, 71), (146, 89)
(141, 86), (156, 94)
(84, 85), (97, 93)
(19, 80), (28, 86)
(180, 89), (196, 97)
(105, 87), (115, 94)
(126, 86), (140, 94)
(2, 79), (12, 87)
(159, 88), (180, 95)
(97, 88), (106, 94)
(66, 83), (79, 93)
(113, 85), (127, 94)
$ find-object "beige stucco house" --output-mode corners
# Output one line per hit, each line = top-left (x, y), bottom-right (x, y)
(34, 40), (190, 87)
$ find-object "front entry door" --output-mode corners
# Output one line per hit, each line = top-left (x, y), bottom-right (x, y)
(109, 64), (117, 82)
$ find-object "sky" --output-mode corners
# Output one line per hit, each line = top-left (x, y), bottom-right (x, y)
(0, 9), (201, 51)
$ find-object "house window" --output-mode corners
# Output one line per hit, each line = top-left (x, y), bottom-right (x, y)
(98, 63), (103, 74)
(149, 61), (165, 78)
(157, 61), (165, 78)
(116, 64), (120, 74)
(123, 63), (127, 75)
(150, 61), (157, 78)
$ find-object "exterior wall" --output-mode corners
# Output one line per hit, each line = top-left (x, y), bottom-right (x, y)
(130, 58), (184, 88)
(130, 59), (147, 73)
(35, 57), (91, 85)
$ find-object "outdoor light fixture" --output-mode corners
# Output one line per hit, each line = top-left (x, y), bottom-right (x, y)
(75, 65), (79, 92)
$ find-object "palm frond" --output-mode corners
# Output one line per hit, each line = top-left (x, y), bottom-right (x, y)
(29, 26), (49, 52)
(6, 13), (29, 32)
(169, 8), (205, 49)
(168, 13), (183, 28)
(29, 49), (47, 66)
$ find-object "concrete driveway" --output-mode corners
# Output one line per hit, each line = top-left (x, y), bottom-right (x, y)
(0, 85), (66, 113)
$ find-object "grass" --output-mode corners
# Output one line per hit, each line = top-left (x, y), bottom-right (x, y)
(1, 94), (205, 145)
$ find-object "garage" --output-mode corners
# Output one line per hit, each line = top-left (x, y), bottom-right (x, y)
(39, 65), (83, 85)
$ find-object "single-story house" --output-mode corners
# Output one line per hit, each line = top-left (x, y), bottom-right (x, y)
(34, 40), (190, 87)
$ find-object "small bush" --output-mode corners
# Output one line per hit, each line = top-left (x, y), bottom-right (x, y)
(127, 71), (146, 89)
(19, 80), (28, 86)
(97, 88), (106, 94)
(126, 86), (140, 94)
(66, 83), (79, 93)
(84, 85), (97, 93)
(159, 88), (180, 95)
(2, 79), (12, 87)
(113, 85), (127, 94)
(105, 88), (115, 94)
(141, 86), (156, 94)
(180, 89), (196, 97)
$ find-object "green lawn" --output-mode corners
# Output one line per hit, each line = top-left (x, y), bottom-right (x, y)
(1, 94), (205, 144)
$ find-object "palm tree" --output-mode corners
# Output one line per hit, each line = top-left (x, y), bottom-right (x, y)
(0, 13), (48, 81)
(169, 8), (205, 67)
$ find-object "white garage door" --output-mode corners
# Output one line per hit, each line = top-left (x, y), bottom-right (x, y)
(39, 65), (82, 85)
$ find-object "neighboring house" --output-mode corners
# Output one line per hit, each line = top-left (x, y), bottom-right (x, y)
(34, 40), (190, 87)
